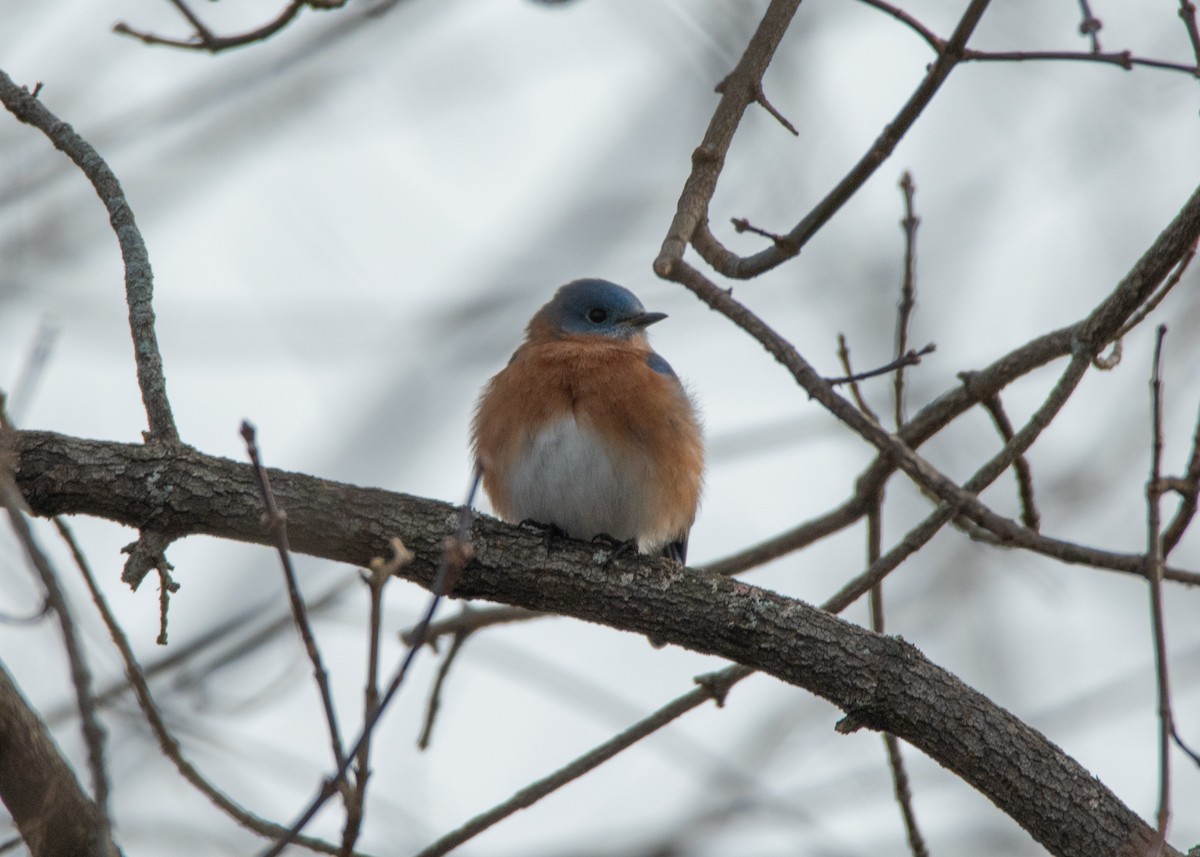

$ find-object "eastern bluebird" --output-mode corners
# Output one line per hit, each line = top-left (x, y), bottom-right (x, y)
(471, 278), (704, 563)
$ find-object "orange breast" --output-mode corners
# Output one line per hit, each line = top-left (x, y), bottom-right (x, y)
(471, 335), (703, 550)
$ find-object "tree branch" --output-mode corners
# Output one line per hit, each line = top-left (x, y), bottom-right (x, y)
(2, 427), (1180, 857)
(0, 71), (178, 444)
(0, 660), (115, 857)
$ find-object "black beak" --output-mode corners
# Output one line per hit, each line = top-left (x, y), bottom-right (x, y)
(629, 311), (668, 329)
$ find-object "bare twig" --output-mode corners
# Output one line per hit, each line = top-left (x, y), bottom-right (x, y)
(655, 0), (808, 273)
(855, 0), (944, 52)
(0, 473), (117, 857)
(0, 71), (178, 443)
(835, 334), (881, 422)
(1146, 325), (1172, 855)
(894, 171), (919, 428)
(241, 420), (349, 779)
(260, 469), (480, 857)
(1075, 0), (1103, 52)
(673, 0), (1197, 285)
(1107, 236), (1200, 367)
(823, 349), (1092, 613)
(1178, 0), (1200, 70)
(113, 0), (321, 54)
(1099, 238), (1197, 372)
(120, 528), (176, 591)
(45, 574), (347, 726)
(962, 48), (1200, 76)
(1162, 403), (1200, 556)
(751, 81), (799, 135)
(155, 564), (180, 645)
(402, 605), (545, 647)
(340, 559), (393, 856)
(867, 505), (929, 857)
(412, 665), (753, 857)
(976, 391), (1041, 531)
(417, 621), (471, 750)
(666, 0), (992, 279)
(57, 513), (367, 856)
(688, 179), (1200, 580)
(823, 344), (935, 387)
(731, 217), (789, 246)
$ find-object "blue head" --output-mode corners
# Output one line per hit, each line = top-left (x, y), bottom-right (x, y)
(532, 278), (667, 340)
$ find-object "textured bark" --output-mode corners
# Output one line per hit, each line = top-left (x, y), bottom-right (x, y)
(4, 428), (1176, 857)
(0, 660), (114, 857)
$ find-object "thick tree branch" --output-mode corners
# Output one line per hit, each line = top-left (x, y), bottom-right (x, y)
(2, 428), (1180, 857)
(0, 660), (115, 857)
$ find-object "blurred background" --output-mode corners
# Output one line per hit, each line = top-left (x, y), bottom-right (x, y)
(2, 0), (1200, 854)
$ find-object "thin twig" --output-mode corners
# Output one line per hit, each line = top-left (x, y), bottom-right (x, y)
(680, 179), (1200, 582)
(113, 0), (312, 53)
(1162, 402), (1200, 556)
(835, 334), (881, 422)
(855, 0), (943, 52)
(155, 564), (180, 645)
(241, 421), (349, 779)
(339, 559), (393, 856)
(731, 217), (790, 246)
(823, 343), (935, 386)
(1178, 0), (1200, 70)
(45, 577), (347, 726)
(962, 48), (1200, 76)
(876, 193), (929, 856)
(412, 665), (753, 857)
(0, 472), (117, 856)
(417, 622), (471, 750)
(894, 171), (919, 428)
(260, 469), (480, 857)
(402, 605), (545, 647)
(1097, 236), (1196, 370)
(823, 351), (1092, 613)
(52, 517), (366, 856)
(671, 0), (993, 279)
(0, 71), (178, 443)
(976, 391), (1041, 531)
(751, 80), (799, 136)
(867, 504), (929, 857)
(1146, 326), (1172, 855)
(1075, 0), (1103, 52)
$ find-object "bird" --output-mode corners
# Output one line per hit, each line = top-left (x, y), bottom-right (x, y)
(471, 278), (704, 563)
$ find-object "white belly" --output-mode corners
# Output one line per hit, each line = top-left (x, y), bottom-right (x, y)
(505, 415), (656, 547)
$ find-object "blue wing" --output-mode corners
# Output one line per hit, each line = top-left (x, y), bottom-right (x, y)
(645, 351), (677, 377)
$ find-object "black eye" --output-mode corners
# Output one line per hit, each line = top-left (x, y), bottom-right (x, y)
(587, 308), (608, 324)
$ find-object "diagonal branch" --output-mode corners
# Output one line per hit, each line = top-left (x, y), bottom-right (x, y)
(662, 0), (992, 279)
(698, 181), (1200, 578)
(0, 473), (117, 857)
(0, 660), (115, 857)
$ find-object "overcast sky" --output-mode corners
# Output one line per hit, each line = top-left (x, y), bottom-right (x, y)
(2, 2), (1200, 855)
